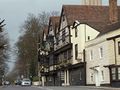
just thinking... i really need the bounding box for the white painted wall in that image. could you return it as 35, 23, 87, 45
86, 40, 111, 85
71, 24, 99, 64
85, 28, 120, 85
115, 38, 120, 64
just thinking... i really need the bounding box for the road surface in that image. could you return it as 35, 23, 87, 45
0, 85, 120, 90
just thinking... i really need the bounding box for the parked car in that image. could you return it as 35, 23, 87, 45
21, 78, 31, 86
15, 80, 21, 85
4, 81, 10, 85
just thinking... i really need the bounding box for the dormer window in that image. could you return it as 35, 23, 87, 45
90, 50, 93, 60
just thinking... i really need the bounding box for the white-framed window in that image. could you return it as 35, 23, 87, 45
101, 70, 104, 81
90, 50, 93, 60
60, 71, 64, 80
111, 68, 116, 80
111, 67, 120, 80
75, 44, 78, 60
80, 71, 82, 80
99, 47, 103, 59
118, 67, 120, 80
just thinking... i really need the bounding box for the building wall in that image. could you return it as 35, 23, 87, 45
69, 67, 86, 85
55, 75, 61, 86
54, 10, 70, 51
86, 41, 111, 85
52, 10, 72, 86
115, 38, 120, 64
54, 10, 71, 54
85, 28, 120, 85
60, 11, 68, 31
71, 24, 99, 64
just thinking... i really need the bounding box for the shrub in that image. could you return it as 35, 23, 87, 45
32, 76, 40, 81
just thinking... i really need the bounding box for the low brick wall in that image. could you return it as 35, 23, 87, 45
32, 81, 41, 86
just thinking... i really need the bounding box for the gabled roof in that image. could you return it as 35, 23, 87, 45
98, 21, 120, 36
42, 26, 48, 42
61, 5, 120, 34
43, 26, 48, 36
49, 16, 60, 29
48, 16, 60, 34
63, 5, 110, 25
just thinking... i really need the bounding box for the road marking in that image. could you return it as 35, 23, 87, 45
33, 86, 53, 90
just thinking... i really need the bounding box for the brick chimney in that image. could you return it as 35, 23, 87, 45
109, 0, 118, 23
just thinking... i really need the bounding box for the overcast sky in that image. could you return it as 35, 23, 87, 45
0, 0, 82, 44
0, 0, 85, 71
0, 0, 119, 71
0, 0, 110, 44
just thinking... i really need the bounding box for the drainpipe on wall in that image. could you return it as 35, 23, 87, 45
84, 25, 86, 42
113, 39, 117, 65
83, 49, 86, 85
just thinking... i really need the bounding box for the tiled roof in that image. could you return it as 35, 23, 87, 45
98, 21, 120, 36
49, 16, 60, 33
43, 26, 48, 35
62, 5, 120, 35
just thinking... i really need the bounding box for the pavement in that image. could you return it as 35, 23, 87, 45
81, 86, 120, 90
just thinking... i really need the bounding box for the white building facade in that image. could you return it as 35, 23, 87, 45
85, 27, 120, 86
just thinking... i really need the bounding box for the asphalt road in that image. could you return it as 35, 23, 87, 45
0, 86, 48, 90
0, 86, 120, 90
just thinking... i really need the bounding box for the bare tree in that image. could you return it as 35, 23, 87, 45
0, 19, 9, 85
13, 11, 59, 79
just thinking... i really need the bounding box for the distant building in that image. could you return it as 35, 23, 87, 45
81, 0, 102, 5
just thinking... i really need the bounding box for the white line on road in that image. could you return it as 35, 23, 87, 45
32, 86, 53, 90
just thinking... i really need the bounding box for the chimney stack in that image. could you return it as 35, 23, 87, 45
109, 0, 118, 23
